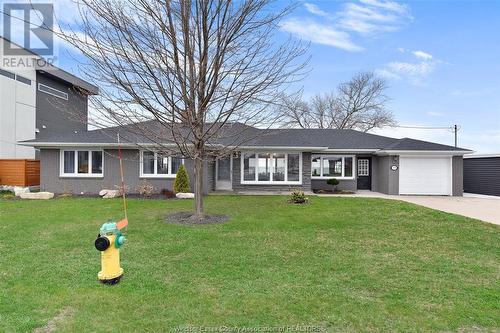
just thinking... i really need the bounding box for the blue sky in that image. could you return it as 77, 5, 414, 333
278, 0, 500, 153
2, 0, 499, 153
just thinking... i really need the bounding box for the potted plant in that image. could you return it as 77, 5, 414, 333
326, 178, 339, 193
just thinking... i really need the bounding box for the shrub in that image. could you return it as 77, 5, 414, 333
161, 189, 175, 199
0, 190, 15, 200
288, 188, 308, 204
326, 178, 339, 186
114, 184, 130, 196
137, 180, 154, 198
173, 164, 191, 193
0, 189, 14, 196
327, 178, 339, 192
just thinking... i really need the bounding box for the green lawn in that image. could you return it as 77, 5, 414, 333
0, 196, 498, 332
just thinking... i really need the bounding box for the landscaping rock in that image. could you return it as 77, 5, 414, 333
20, 192, 54, 200
175, 192, 195, 199
13, 186, 30, 196
100, 189, 119, 198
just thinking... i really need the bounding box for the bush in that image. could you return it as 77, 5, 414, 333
137, 180, 154, 198
327, 178, 339, 192
161, 189, 175, 199
0, 190, 15, 200
173, 164, 191, 193
288, 188, 308, 204
0, 189, 14, 196
326, 178, 339, 186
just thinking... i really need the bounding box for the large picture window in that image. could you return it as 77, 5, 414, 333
140, 151, 183, 178
310, 155, 355, 179
241, 152, 302, 184
60, 150, 103, 177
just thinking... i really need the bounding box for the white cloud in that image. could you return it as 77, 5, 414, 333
282, 1, 411, 51
387, 60, 436, 76
337, 0, 412, 35
376, 49, 440, 85
304, 3, 330, 17
359, 0, 410, 15
413, 50, 433, 60
280, 19, 363, 52
374, 68, 401, 80
427, 111, 444, 117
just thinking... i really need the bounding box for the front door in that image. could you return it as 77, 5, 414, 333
357, 158, 371, 190
215, 156, 232, 190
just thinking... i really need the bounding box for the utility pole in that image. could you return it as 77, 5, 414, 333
454, 124, 458, 147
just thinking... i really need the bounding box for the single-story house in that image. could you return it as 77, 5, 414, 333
464, 154, 500, 196
23, 122, 472, 196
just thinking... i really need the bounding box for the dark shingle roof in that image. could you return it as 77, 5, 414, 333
24, 121, 471, 152
381, 137, 465, 151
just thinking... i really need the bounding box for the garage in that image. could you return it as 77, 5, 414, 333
399, 156, 452, 195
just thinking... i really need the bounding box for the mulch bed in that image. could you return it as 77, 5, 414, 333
313, 189, 355, 194
165, 212, 230, 225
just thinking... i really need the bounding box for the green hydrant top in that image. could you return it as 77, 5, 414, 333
99, 220, 126, 248
100, 221, 119, 235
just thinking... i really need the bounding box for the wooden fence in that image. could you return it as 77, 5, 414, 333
0, 159, 40, 186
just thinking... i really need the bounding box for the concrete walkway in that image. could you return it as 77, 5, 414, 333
317, 191, 500, 225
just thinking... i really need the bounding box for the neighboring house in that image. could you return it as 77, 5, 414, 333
464, 155, 500, 196
22, 121, 472, 196
0, 37, 98, 186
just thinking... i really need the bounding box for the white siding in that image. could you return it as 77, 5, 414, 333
0, 41, 37, 159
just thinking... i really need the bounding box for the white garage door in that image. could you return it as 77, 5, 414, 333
399, 156, 452, 195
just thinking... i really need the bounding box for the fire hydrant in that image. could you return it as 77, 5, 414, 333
94, 221, 126, 284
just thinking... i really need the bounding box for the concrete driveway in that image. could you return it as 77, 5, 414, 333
316, 191, 500, 225
395, 194, 500, 225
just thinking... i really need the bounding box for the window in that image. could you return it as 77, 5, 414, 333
60, 150, 103, 177
0, 68, 15, 80
16, 75, 31, 85
38, 83, 69, 100
243, 153, 256, 181
310, 155, 355, 179
258, 153, 271, 181
140, 151, 183, 177
0, 69, 31, 84
357, 159, 369, 176
322, 157, 342, 177
241, 152, 302, 184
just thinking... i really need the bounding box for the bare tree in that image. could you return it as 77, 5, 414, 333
55, 0, 307, 219
280, 72, 395, 131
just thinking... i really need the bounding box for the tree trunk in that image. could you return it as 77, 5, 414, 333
194, 158, 204, 219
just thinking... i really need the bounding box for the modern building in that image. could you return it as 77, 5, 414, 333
0, 37, 97, 186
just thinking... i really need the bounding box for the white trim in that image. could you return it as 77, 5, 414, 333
310, 154, 356, 180
38, 83, 69, 100
20, 142, 179, 148
376, 150, 472, 156
139, 150, 184, 178
240, 152, 303, 185
59, 149, 104, 178
239, 146, 327, 151
321, 149, 378, 153
464, 154, 500, 159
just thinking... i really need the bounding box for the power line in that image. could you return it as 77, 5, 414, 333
390, 124, 461, 147
392, 125, 455, 130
